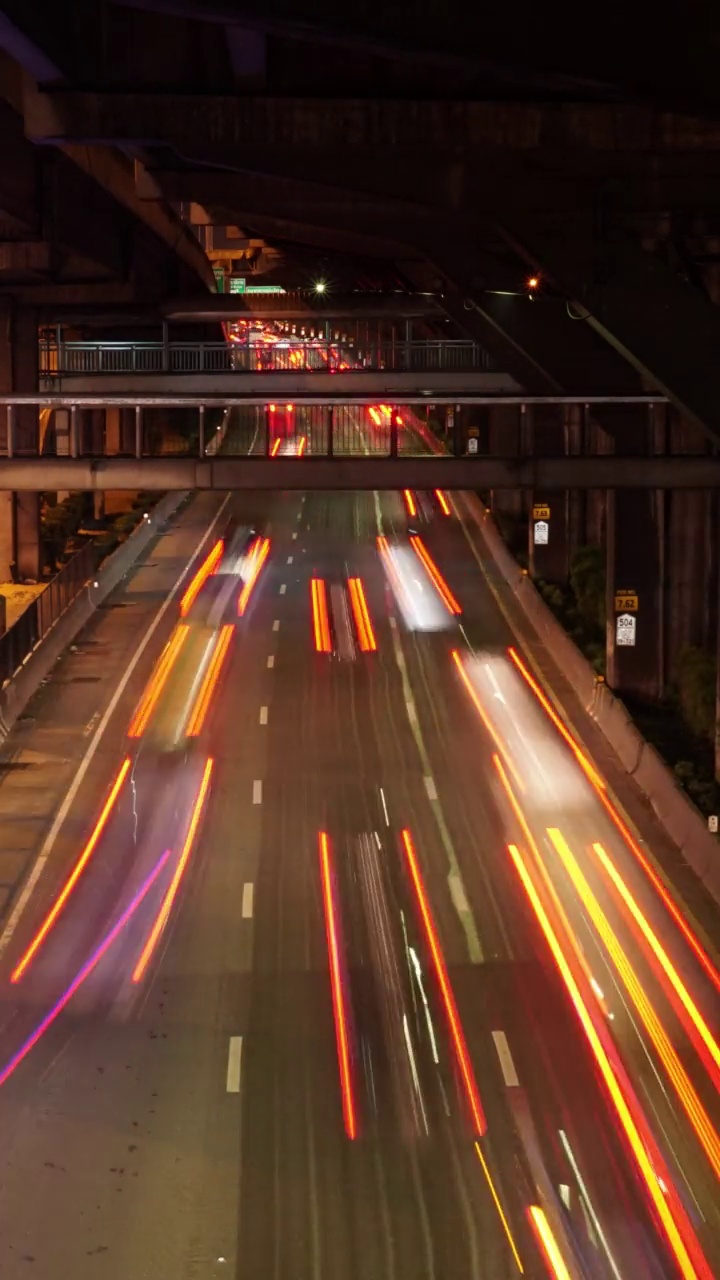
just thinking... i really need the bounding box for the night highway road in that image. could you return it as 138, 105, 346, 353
0, 410, 720, 1280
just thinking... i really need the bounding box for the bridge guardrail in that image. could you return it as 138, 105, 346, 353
0, 539, 98, 687
39, 339, 494, 377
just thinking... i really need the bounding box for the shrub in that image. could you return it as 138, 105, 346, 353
570, 545, 605, 631
673, 645, 716, 742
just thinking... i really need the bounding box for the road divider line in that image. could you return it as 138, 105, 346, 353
424, 776, 438, 801
318, 832, 357, 1140
259, 706, 268, 725
0, 494, 231, 961
279, 584, 287, 595
242, 883, 254, 919
492, 1030, 519, 1088
226, 1036, 243, 1093
291, 531, 298, 540
272, 619, 280, 631
10, 757, 132, 982
267, 655, 275, 669
252, 780, 262, 805
401, 828, 487, 1135
287, 555, 294, 564
132, 759, 214, 983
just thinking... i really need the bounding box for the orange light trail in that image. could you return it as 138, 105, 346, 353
132, 758, 214, 983
451, 650, 526, 793
311, 578, 332, 653
347, 577, 377, 652
410, 535, 462, 615
592, 840, 720, 1087
369, 407, 381, 426
507, 645, 720, 999
318, 832, 357, 1139
435, 489, 451, 516
547, 828, 720, 1182
127, 624, 190, 738
506, 646, 605, 790
10, 758, 132, 983
186, 626, 234, 737
297, 435, 307, 457
179, 539, 224, 617
508, 841, 710, 1280
401, 829, 486, 1134
270, 437, 281, 457
403, 489, 417, 516
238, 536, 270, 616
527, 1206, 571, 1280
475, 1142, 524, 1272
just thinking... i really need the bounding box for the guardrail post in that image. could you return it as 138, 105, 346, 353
198, 404, 205, 457
69, 405, 78, 457
6, 405, 14, 458
327, 407, 334, 458
134, 405, 142, 459
161, 321, 170, 373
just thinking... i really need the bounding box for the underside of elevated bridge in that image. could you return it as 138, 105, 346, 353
1, 0, 720, 713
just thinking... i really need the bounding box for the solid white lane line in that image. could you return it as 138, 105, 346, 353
252, 779, 263, 805
259, 706, 268, 725
226, 1036, 243, 1093
0, 493, 231, 960
267, 655, 275, 668
492, 1030, 519, 1087
424, 776, 438, 801
287, 555, 294, 565
279, 584, 287, 595
242, 882, 254, 919
272, 619, 280, 631
379, 787, 390, 827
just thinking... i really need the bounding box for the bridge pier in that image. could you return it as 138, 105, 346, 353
0, 301, 41, 583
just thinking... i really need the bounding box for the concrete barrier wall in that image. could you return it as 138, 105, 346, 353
460, 491, 720, 901
0, 490, 190, 744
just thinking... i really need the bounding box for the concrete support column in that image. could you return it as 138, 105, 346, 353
488, 404, 523, 522
0, 300, 41, 582
604, 405, 664, 700
528, 403, 569, 583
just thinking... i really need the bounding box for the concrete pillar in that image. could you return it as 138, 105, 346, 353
105, 407, 122, 455
0, 300, 41, 582
604, 405, 664, 701
488, 404, 523, 522
528, 403, 569, 584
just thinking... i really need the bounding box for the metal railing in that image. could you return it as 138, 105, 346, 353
0, 540, 98, 685
39, 339, 495, 377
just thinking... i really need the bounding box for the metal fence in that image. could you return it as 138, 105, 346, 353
39, 339, 494, 376
0, 540, 97, 686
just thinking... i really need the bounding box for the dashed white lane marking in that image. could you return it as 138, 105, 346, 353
0, 493, 233, 960
242, 882, 254, 919
296, 512, 302, 522
287, 555, 294, 565
406, 699, 418, 724
424, 775, 438, 801
272, 619, 280, 631
279, 584, 287, 595
267, 655, 275, 669
252, 779, 263, 805
226, 1036, 243, 1093
492, 1030, 519, 1087
449, 874, 469, 918
292, 531, 298, 540
259, 706, 268, 725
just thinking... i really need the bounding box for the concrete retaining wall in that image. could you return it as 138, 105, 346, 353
459, 491, 720, 901
0, 490, 190, 744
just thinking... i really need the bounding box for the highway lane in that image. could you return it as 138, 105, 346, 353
0, 452, 718, 1279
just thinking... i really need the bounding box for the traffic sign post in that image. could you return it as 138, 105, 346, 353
533, 520, 549, 545
615, 613, 637, 646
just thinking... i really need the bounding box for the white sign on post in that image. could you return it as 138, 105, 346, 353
467, 437, 478, 455
709, 815, 718, 834
616, 613, 637, 646
533, 520, 549, 545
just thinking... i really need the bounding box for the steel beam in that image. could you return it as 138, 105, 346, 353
0, 455, 717, 491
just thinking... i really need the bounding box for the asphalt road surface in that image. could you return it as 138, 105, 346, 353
0, 420, 719, 1279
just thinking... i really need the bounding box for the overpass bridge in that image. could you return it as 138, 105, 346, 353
4, 391, 715, 490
